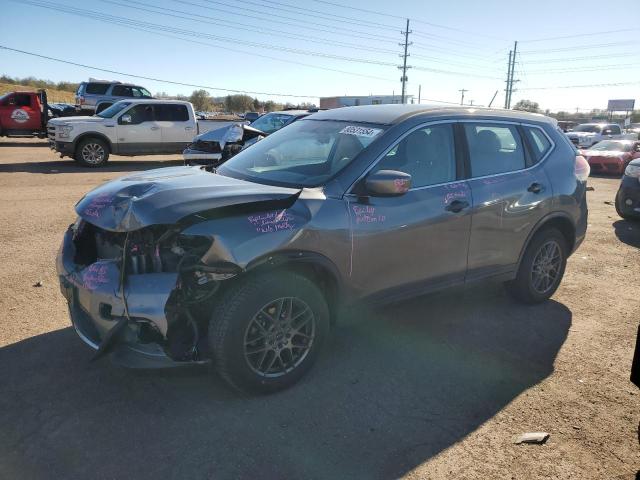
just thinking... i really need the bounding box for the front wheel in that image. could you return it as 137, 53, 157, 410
506, 228, 567, 304
209, 272, 329, 394
75, 137, 110, 167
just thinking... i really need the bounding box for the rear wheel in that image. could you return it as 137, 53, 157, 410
506, 228, 567, 304
75, 137, 109, 167
209, 272, 329, 394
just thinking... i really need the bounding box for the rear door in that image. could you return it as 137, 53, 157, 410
464, 122, 553, 281
346, 122, 472, 299
155, 104, 195, 152
116, 103, 162, 154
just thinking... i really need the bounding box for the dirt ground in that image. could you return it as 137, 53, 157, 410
0, 138, 638, 480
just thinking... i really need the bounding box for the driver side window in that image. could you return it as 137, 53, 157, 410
374, 123, 456, 188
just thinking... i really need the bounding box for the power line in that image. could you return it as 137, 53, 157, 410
194, 0, 399, 42
522, 52, 639, 64
16, 1, 397, 67
523, 63, 640, 74
101, 0, 399, 55
519, 80, 640, 91
520, 40, 640, 54
0, 45, 318, 98
307, 0, 507, 40
519, 28, 640, 43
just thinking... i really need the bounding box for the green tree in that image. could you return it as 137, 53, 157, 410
513, 99, 540, 113
224, 94, 254, 113
189, 89, 213, 111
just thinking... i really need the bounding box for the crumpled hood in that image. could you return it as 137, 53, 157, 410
75, 166, 300, 231
583, 150, 625, 157
191, 123, 266, 149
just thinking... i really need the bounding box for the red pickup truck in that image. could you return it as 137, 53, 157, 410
0, 90, 49, 138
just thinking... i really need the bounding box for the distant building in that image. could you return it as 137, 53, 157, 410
320, 95, 414, 109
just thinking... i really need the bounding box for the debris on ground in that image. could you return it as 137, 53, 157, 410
33, 281, 43, 287
586, 186, 595, 191
603, 201, 613, 205
514, 432, 550, 444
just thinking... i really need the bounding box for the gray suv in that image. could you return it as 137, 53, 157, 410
75, 80, 152, 114
57, 105, 589, 393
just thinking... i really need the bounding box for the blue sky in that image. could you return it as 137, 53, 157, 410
1, 0, 639, 111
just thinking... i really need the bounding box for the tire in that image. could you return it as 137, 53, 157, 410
615, 190, 638, 221
75, 137, 110, 167
209, 272, 329, 394
506, 227, 568, 304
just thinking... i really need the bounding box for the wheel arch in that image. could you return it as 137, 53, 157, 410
73, 132, 113, 155
244, 251, 347, 324
517, 213, 577, 270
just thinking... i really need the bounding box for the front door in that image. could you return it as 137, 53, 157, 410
346, 122, 472, 300
116, 104, 162, 154
463, 122, 553, 280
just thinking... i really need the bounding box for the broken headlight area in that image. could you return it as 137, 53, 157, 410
68, 219, 242, 364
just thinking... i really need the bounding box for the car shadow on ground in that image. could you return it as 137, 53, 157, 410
0, 284, 571, 480
0, 159, 184, 174
613, 220, 640, 248
0, 141, 49, 147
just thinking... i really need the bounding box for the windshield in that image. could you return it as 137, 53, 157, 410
573, 125, 602, 133
96, 102, 132, 118
250, 112, 296, 134
217, 119, 386, 187
590, 141, 632, 152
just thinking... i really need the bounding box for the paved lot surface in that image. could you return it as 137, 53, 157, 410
0, 138, 639, 479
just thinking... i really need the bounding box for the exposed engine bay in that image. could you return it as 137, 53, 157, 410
183, 123, 266, 167
70, 219, 240, 364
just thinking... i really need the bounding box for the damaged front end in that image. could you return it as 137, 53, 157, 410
183, 123, 266, 168
56, 167, 300, 367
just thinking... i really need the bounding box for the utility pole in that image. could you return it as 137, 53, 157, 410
507, 41, 518, 109
458, 88, 468, 106
504, 50, 512, 109
469, 100, 474, 106
398, 19, 412, 104
418, 84, 421, 104
488, 90, 499, 108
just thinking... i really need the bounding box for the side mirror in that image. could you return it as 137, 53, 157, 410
365, 170, 411, 196
8, 97, 15, 105
120, 114, 132, 124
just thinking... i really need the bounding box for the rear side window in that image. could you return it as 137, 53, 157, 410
155, 104, 189, 121
85, 83, 110, 95
464, 123, 525, 177
523, 127, 552, 163
112, 85, 133, 97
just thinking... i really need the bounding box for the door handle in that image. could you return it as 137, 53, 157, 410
445, 200, 469, 213
150, 126, 159, 131
527, 182, 543, 193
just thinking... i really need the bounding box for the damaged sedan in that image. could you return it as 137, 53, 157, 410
58, 105, 588, 393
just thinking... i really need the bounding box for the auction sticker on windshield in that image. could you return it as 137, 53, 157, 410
340, 125, 382, 138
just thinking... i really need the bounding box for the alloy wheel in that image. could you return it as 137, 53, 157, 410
530, 240, 562, 294
81, 143, 105, 165
243, 297, 315, 378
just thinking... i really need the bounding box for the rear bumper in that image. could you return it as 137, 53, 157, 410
587, 157, 624, 175
56, 226, 189, 368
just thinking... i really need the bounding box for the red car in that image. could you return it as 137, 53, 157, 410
580, 140, 640, 175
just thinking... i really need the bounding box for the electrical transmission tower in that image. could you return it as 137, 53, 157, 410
398, 19, 412, 104
504, 41, 518, 109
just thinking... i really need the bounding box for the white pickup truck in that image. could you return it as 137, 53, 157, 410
565, 123, 625, 149
48, 100, 221, 167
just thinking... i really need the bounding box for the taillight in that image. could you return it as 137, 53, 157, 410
575, 155, 590, 182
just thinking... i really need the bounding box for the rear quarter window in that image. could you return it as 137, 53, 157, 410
523, 127, 552, 163
85, 83, 110, 95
